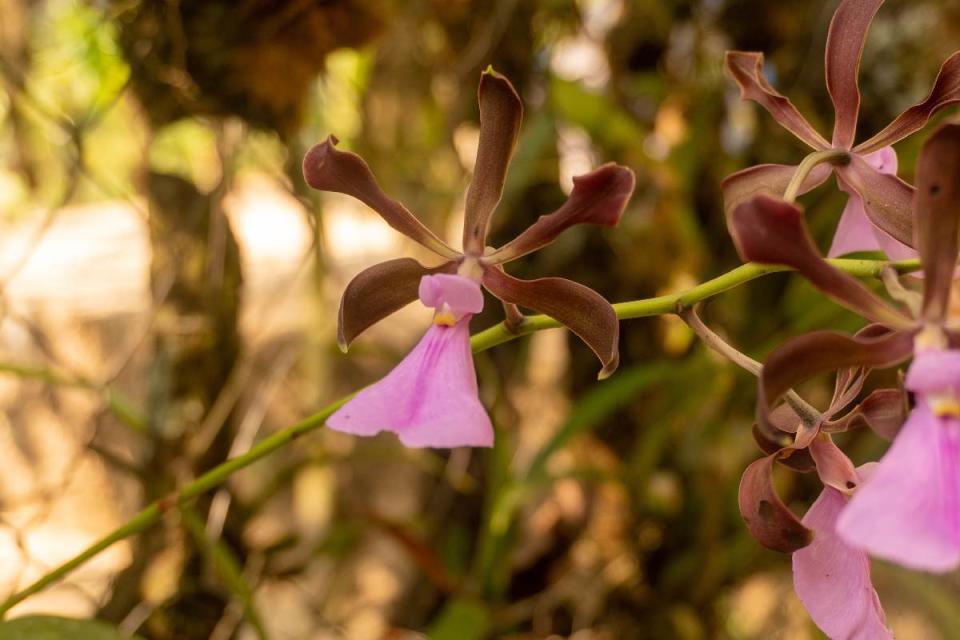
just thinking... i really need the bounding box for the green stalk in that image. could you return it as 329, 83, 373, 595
782, 148, 850, 203
0, 257, 920, 618
470, 258, 919, 352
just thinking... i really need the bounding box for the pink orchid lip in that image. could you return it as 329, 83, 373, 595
905, 348, 960, 396
326, 320, 494, 449
418, 273, 484, 319
867, 146, 897, 173
836, 402, 960, 572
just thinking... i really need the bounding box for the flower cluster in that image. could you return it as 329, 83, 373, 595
722, 0, 960, 635
303, 69, 635, 449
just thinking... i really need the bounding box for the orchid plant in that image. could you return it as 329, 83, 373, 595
302, 69, 635, 448
8, 2, 960, 631
722, 0, 960, 260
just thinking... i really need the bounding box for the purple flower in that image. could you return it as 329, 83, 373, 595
836, 348, 960, 571
722, 0, 960, 255
303, 69, 635, 448
327, 274, 494, 448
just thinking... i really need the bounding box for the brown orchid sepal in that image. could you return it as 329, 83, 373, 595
738, 453, 813, 553
336, 258, 457, 352
822, 387, 908, 441
729, 194, 913, 328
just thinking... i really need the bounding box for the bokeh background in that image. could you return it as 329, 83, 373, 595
0, 0, 959, 638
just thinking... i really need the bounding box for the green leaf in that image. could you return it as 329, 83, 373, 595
0, 616, 143, 640
426, 599, 491, 640
549, 77, 646, 146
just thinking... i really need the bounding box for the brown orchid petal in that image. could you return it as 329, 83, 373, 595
725, 52, 830, 150
792, 422, 820, 451
462, 69, 523, 255
720, 163, 832, 223
824, 324, 894, 416
303, 136, 460, 259
738, 454, 812, 553
767, 402, 803, 435
486, 163, 635, 263
482, 267, 619, 379
913, 123, 960, 323
835, 155, 914, 248
824, 0, 883, 148
758, 329, 914, 437
827, 366, 866, 418
825, 388, 907, 441
809, 435, 860, 493
337, 257, 456, 350
752, 404, 818, 472
856, 51, 960, 154
730, 195, 912, 326
753, 422, 817, 473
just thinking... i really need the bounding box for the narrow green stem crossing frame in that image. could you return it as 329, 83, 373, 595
0, 257, 920, 618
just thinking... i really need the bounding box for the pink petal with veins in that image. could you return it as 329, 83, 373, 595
793, 484, 891, 640
836, 401, 960, 571
327, 320, 493, 448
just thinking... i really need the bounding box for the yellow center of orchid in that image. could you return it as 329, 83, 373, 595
915, 325, 949, 351
929, 392, 960, 418
433, 304, 457, 327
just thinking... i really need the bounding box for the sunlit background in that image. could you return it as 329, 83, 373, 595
0, 0, 959, 638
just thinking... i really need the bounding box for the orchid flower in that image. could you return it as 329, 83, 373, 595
730, 122, 960, 588
302, 69, 635, 448
731, 290, 903, 640
738, 356, 891, 554
690, 304, 896, 637
835, 125, 960, 570
722, 0, 960, 257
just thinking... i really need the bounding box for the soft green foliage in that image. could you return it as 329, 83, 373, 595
426, 599, 491, 640
0, 616, 141, 640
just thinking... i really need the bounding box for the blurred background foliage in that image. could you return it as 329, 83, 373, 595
0, 0, 958, 638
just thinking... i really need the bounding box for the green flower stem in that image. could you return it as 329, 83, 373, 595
0, 257, 920, 618
782, 148, 850, 203
470, 258, 919, 351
